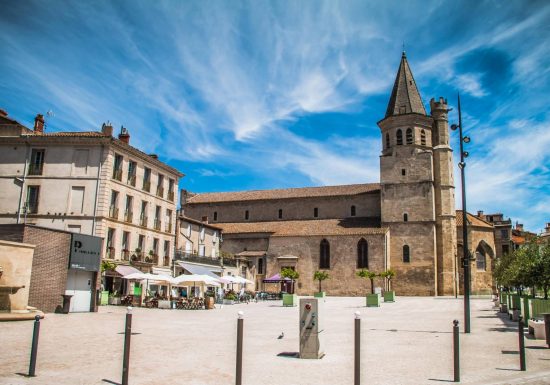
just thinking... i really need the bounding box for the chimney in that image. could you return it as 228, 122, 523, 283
201, 216, 209, 224
34, 114, 45, 134
0, 108, 7, 117
516, 223, 524, 232
101, 122, 113, 137
118, 126, 130, 144
180, 189, 189, 206
477, 210, 484, 218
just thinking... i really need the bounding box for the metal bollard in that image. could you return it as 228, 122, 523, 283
122, 307, 133, 385
518, 315, 526, 371
28, 315, 41, 377
236, 311, 244, 385
354, 311, 361, 385
453, 320, 460, 382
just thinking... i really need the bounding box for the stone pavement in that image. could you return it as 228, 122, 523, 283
0, 297, 549, 385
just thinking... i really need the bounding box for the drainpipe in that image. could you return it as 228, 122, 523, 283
16, 140, 31, 224
91, 144, 105, 236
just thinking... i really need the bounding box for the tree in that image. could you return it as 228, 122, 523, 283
313, 271, 330, 293
101, 260, 116, 273
381, 269, 396, 291
281, 267, 299, 294
357, 269, 378, 294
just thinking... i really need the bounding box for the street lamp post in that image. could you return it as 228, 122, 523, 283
451, 93, 471, 334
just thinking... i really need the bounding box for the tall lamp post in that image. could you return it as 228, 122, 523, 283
451, 93, 472, 334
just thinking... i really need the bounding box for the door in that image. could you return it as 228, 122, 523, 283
66, 269, 93, 312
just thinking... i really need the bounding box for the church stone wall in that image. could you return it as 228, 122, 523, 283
457, 226, 496, 295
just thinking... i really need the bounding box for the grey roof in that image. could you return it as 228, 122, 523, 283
385, 52, 427, 118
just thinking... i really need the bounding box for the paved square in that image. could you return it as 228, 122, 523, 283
0, 297, 549, 385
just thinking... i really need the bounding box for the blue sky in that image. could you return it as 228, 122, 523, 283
1, 1, 549, 233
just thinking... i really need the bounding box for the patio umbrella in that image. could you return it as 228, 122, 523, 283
123, 272, 175, 297
173, 274, 221, 297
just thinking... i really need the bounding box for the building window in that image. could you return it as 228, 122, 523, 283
213, 211, 218, 221
26, 186, 40, 214
320, 239, 330, 269
109, 190, 119, 219
351, 205, 356, 217
403, 213, 408, 222
314, 207, 319, 218
406, 128, 413, 144
396, 129, 403, 145
29, 149, 45, 175
154, 206, 161, 230
401, 169, 406, 176
168, 179, 175, 201
138, 235, 145, 254
357, 238, 368, 269
245, 210, 249, 220
112, 154, 123, 181
420, 130, 426, 146
165, 209, 173, 232
69, 187, 85, 214
143, 167, 151, 192
156, 174, 164, 198
127, 161, 137, 186
122, 232, 130, 260
140, 201, 148, 227
476, 247, 486, 271
124, 195, 133, 223
500, 229, 508, 238
199, 226, 205, 241
73, 149, 89, 176
385, 133, 390, 149
403, 245, 410, 263
278, 209, 283, 219
106, 228, 115, 258
153, 238, 159, 256
164, 240, 170, 265
258, 257, 264, 274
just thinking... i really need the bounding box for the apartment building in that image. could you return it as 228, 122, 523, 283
0, 110, 183, 274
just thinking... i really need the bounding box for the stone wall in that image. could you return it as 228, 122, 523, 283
0, 239, 35, 312
457, 225, 496, 295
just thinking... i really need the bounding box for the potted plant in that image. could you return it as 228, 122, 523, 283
223, 291, 237, 305
381, 269, 396, 302
100, 260, 116, 305
313, 271, 329, 298
281, 267, 299, 307
108, 291, 121, 305
357, 269, 380, 307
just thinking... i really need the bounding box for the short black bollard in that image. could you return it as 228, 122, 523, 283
28, 315, 41, 377
354, 311, 361, 385
122, 306, 132, 385
518, 315, 526, 371
453, 319, 460, 382
236, 311, 244, 385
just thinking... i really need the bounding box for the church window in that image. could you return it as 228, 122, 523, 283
396, 129, 403, 145
401, 169, 406, 176
213, 211, 218, 221
403, 245, 410, 263
314, 207, 319, 218
406, 128, 413, 144
476, 246, 486, 271
320, 239, 330, 269
357, 238, 368, 268
245, 210, 249, 220
420, 130, 426, 146
403, 213, 408, 222
385, 133, 390, 149
278, 209, 283, 219
351, 205, 356, 217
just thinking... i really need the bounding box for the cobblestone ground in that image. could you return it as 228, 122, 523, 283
0, 297, 549, 385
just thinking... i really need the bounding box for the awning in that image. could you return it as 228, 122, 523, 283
263, 273, 291, 283
235, 250, 267, 257
177, 262, 221, 279
114, 265, 141, 277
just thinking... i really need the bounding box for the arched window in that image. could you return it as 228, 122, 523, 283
385, 133, 390, 149
396, 129, 403, 145
213, 211, 218, 221
314, 207, 319, 218
420, 130, 426, 146
357, 238, 368, 269
403, 213, 408, 222
278, 209, 283, 219
320, 239, 330, 269
245, 210, 249, 220
351, 205, 356, 217
403, 245, 410, 263
406, 128, 413, 144
476, 246, 486, 271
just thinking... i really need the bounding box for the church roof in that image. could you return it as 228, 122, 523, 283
187, 183, 380, 204
216, 217, 386, 237
456, 210, 493, 229
384, 52, 427, 118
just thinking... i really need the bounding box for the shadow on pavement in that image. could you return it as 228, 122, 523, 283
369, 328, 451, 334
101, 379, 121, 385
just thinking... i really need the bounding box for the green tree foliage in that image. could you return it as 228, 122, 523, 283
357, 269, 379, 294
313, 271, 330, 292
100, 260, 116, 273
281, 267, 299, 294
380, 269, 396, 290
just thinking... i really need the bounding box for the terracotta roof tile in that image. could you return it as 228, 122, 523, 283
216, 217, 386, 237
42, 131, 108, 137
456, 210, 493, 229
187, 183, 380, 204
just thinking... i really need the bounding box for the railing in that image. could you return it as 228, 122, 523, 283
107, 247, 115, 259
143, 181, 151, 192
163, 256, 170, 266
28, 164, 43, 175
173, 251, 237, 267
122, 250, 130, 261
156, 186, 164, 198
165, 223, 172, 233
168, 190, 175, 201
112, 169, 122, 181
127, 175, 136, 187
154, 219, 161, 231
124, 210, 133, 223
109, 206, 119, 219
140, 215, 148, 227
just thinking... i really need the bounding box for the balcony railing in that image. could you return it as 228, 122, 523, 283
127, 175, 136, 187
140, 215, 148, 227
173, 251, 237, 267
28, 164, 43, 175
153, 219, 161, 231
156, 186, 164, 198
143, 181, 151, 192
165, 223, 172, 233
124, 210, 133, 223
163, 256, 170, 266
112, 169, 122, 181
122, 249, 130, 261
109, 206, 119, 220
168, 190, 175, 201
107, 247, 115, 259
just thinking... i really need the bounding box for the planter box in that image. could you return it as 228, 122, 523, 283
158, 300, 171, 309
100, 291, 109, 306
383, 291, 395, 302
283, 293, 297, 307
366, 293, 381, 307
520, 296, 531, 321
313, 292, 326, 298
108, 297, 121, 305
528, 319, 546, 340
529, 298, 550, 319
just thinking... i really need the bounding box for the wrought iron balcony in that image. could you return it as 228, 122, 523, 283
122, 249, 130, 261
124, 210, 133, 223
156, 186, 164, 198
173, 251, 237, 267
165, 223, 173, 233
154, 219, 161, 231
112, 169, 122, 181
143, 181, 151, 192
127, 175, 136, 187
109, 206, 119, 219
140, 215, 148, 227
168, 190, 175, 201
28, 164, 43, 175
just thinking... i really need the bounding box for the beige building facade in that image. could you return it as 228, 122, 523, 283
0, 112, 182, 274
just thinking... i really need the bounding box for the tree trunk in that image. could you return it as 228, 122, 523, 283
544, 285, 548, 300
318, 280, 322, 293
370, 279, 374, 294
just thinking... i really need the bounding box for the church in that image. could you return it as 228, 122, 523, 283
182, 53, 496, 297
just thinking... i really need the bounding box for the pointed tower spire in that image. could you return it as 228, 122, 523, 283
384, 51, 426, 118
